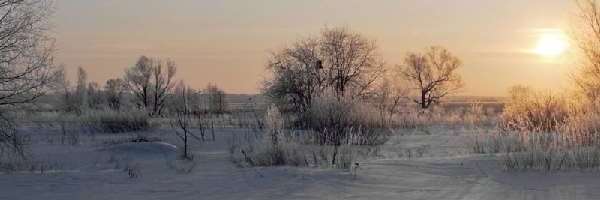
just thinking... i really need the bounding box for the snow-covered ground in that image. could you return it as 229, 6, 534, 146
2, 127, 600, 200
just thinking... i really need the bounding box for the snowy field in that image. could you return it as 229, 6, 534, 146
2, 126, 600, 200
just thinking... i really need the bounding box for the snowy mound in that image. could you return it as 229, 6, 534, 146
102, 142, 177, 160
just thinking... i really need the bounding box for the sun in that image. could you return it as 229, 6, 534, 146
534, 31, 569, 57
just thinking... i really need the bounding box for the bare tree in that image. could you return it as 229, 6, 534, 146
400, 46, 464, 109
87, 81, 103, 109
205, 83, 227, 114
372, 76, 409, 125
0, 0, 57, 158
172, 84, 193, 159
125, 56, 153, 111
74, 67, 88, 113
124, 56, 177, 116
0, 0, 57, 107
54, 65, 77, 112
264, 38, 325, 112
264, 27, 385, 112
171, 82, 203, 160
573, 0, 600, 102
0, 112, 25, 158
151, 59, 176, 116
105, 78, 125, 111
320, 27, 385, 98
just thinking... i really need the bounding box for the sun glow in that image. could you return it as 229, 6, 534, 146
534, 31, 569, 57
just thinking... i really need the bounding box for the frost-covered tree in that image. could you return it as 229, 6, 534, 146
400, 46, 463, 109
105, 78, 125, 111
264, 27, 385, 112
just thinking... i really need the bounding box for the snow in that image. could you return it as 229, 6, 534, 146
1, 127, 600, 199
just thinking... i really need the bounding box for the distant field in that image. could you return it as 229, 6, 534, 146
225, 94, 506, 112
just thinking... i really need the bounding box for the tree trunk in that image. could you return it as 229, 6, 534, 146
331, 145, 338, 167
184, 130, 188, 159
421, 90, 428, 109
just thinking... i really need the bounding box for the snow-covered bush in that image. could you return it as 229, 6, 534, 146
474, 86, 600, 170
500, 86, 569, 132
238, 105, 301, 166
228, 105, 370, 169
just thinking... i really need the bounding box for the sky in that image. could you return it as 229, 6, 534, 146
53, 0, 576, 96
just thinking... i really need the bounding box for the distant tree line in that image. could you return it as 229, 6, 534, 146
57, 56, 229, 117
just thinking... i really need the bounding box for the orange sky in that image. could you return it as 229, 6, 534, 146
53, 0, 576, 96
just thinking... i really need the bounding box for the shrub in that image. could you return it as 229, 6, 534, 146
125, 162, 141, 178
227, 105, 376, 169
80, 111, 152, 133
0, 112, 29, 158
500, 86, 569, 132
474, 87, 600, 170
561, 102, 600, 146
250, 105, 296, 166
301, 96, 391, 146
228, 131, 361, 169
471, 132, 530, 154
473, 131, 589, 170
501, 146, 600, 171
